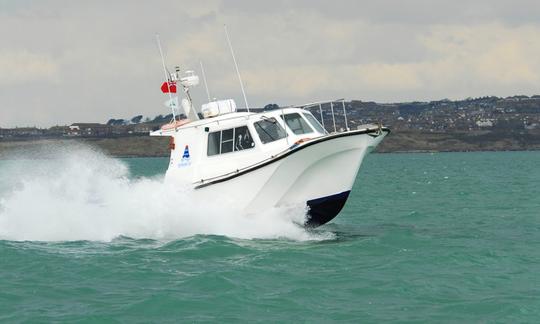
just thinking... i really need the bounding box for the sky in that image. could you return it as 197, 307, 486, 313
1, 0, 540, 127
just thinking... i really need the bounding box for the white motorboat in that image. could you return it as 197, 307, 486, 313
150, 67, 389, 226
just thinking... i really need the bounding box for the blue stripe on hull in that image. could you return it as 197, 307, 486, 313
305, 191, 351, 227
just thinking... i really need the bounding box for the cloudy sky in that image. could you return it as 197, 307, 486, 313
1, 0, 540, 127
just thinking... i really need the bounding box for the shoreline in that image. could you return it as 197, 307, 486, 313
1, 131, 540, 159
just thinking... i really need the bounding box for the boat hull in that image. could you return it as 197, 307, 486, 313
306, 190, 351, 226
192, 129, 388, 226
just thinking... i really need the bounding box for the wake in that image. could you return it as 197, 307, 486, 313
0, 144, 329, 242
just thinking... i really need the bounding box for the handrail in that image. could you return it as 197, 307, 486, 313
153, 101, 351, 136
292, 99, 350, 134
291, 98, 345, 109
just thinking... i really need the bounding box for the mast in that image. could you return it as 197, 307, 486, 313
155, 34, 176, 121
200, 61, 212, 102
224, 25, 250, 112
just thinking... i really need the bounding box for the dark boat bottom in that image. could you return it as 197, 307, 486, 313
305, 191, 351, 227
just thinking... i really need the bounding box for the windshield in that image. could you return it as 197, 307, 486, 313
284, 113, 314, 135
254, 118, 287, 144
303, 113, 326, 134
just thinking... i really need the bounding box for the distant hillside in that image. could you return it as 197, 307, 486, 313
2, 95, 540, 155
303, 95, 540, 133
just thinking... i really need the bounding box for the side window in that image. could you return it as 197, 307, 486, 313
234, 126, 254, 151
303, 113, 326, 134
254, 118, 287, 144
221, 128, 234, 154
284, 113, 314, 135
207, 126, 255, 156
207, 132, 220, 156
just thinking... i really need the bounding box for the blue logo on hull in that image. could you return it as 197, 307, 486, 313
178, 145, 191, 167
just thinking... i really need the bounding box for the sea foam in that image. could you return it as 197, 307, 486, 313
0, 144, 327, 242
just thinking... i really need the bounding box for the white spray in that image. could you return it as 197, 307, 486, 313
0, 144, 331, 242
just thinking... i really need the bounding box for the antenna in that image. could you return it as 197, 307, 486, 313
155, 34, 176, 121
200, 61, 212, 102
224, 24, 250, 112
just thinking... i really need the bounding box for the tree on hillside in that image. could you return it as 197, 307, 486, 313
264, 103, 280, 110
107, 119, 127, 126
131, 115, 143, 124
152, 115, 164, 123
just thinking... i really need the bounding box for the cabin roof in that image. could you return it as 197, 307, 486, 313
152, 107, 309, 136
184, 111, 255, 128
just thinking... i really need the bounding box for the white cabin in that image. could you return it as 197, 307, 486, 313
151, 107, 328, 185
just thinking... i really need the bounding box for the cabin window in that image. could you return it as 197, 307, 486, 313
207, 126, 255, 156
207, 132, 220, 156
284, 113, 314, 135
254, 118, 287, 144
303, 113, 326, 134
234, 126, 254, 151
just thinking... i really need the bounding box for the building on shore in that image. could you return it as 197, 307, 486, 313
68, 123, 112, 137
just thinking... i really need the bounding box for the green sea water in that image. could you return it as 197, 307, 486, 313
1, 151, 539, 322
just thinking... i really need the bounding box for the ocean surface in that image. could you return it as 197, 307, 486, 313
0, 148, 539, 322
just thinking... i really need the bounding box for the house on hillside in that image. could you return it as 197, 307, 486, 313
69, 123, 112, 137
0, 128, 13, 138
9, 127, 43, 137
132, 123, 152, 134
111, 125, 130, 135
476, 119, 494, 128
46, 126, 70, 136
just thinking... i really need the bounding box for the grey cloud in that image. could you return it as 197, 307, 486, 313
221, 0, 540, 25
1, 0, 540, 127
